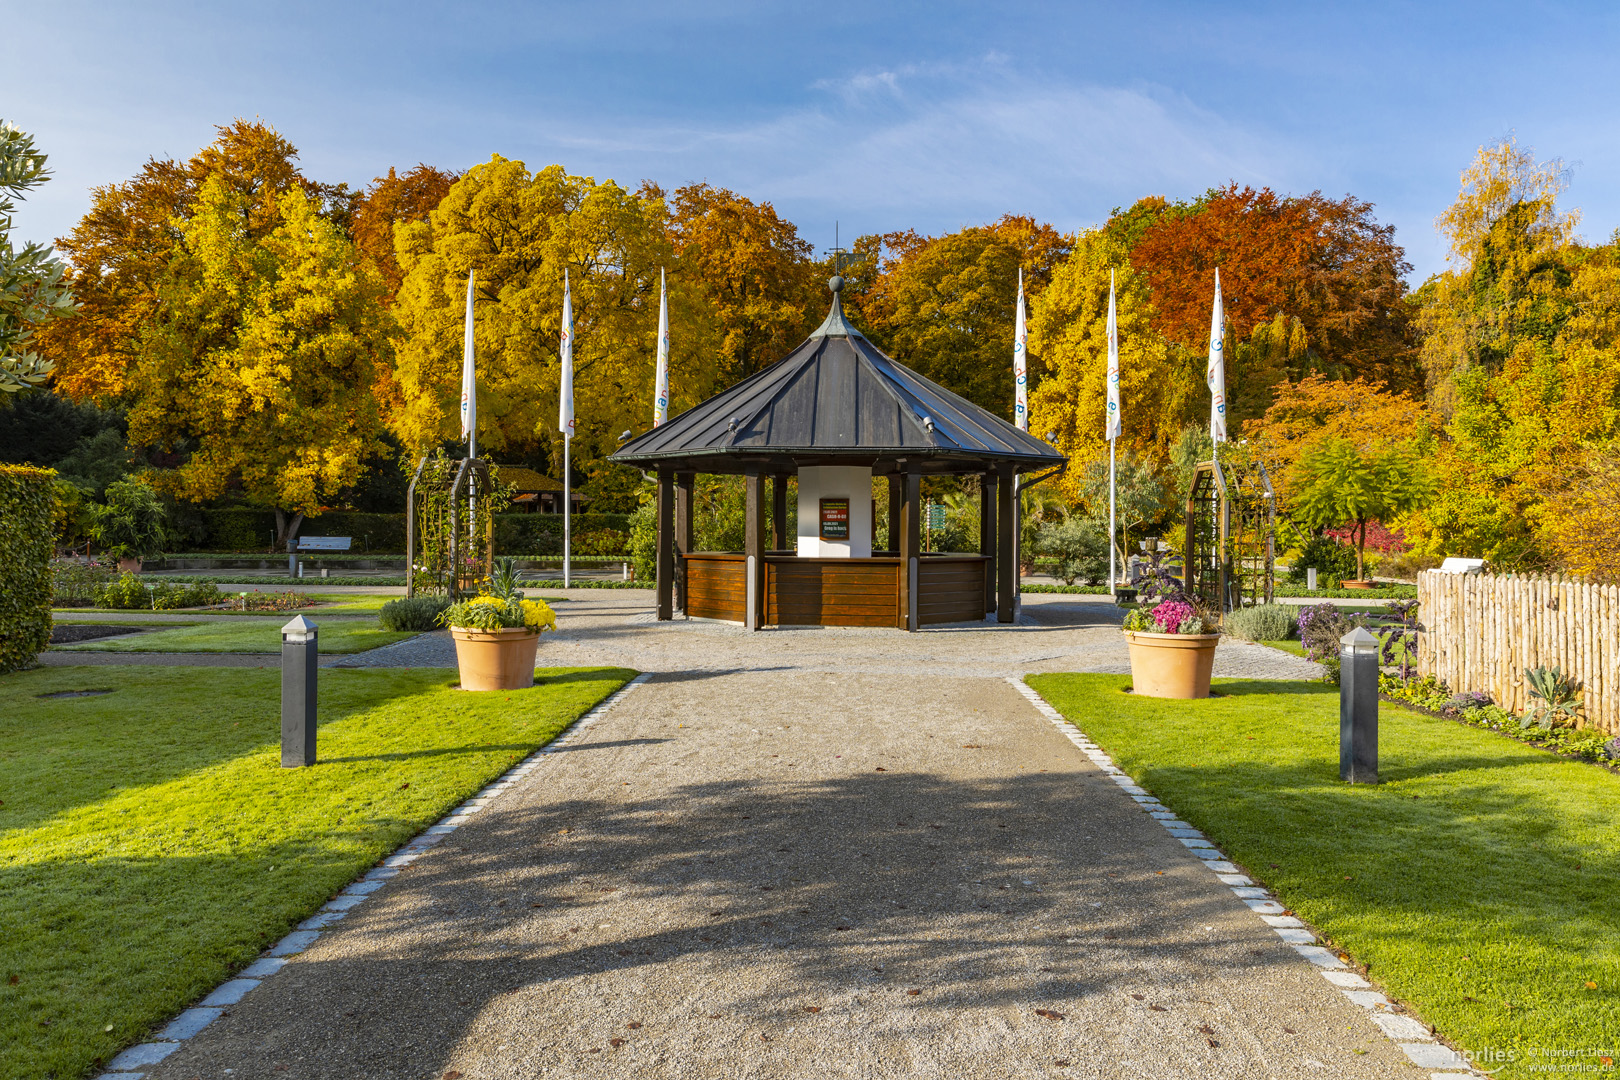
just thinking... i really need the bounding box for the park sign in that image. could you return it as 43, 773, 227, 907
819, 497, 850, 541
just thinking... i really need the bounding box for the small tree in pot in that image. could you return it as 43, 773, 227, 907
89, 479, 168, 572
1292, 439, 1431, 585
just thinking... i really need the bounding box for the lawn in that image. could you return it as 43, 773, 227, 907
1025, 674, 1619, 1080
55, 617, 416, 654
0, 664, 634, 1080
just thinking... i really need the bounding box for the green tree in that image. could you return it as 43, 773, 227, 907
0, 121, 75, 394
1293, 439, 1433, 579
90, 478, 168, 561
129, 179, 396, 546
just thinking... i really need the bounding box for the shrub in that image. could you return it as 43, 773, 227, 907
1296, 602, 1368, 683
96, 572, 150, 609
1225, 604, 1297, 642
0, 465, 56, 672
151, 580, 222, 610
1038, 516, 1109, 585
51, 557, 115, 605
571, 527, 630, 556
378, 596, 451, 631
1285, 534, 1359, 587
90, 479, 168, 560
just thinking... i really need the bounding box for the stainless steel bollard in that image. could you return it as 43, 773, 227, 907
1339, 626, 1379, 783
281, 615, 318, 767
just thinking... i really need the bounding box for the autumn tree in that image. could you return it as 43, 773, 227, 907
391, 159, 695, 482
129, 179, 395, 545
0, 121, 75, 394
351, 164, 458, 302
1026, 228, 1202, 504
848, 215, 1071, 418
1125, 185, 1419, 397
1405, 138, 1620, 568
36, 121, 330, 402
665, 182, 820, 384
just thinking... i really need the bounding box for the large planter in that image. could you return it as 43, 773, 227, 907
1125, 631, 1220, 699
1340, 579, 1374, 591
116, 557, 142, 574
449, 626, 540, 691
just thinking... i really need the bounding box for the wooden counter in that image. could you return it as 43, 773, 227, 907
682, 552, 988, 629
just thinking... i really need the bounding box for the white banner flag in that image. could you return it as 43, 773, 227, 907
459, 269, 476, 451
1013, 269, 1028, 431
1207, 268, 1227, 444
1106, 269, 1121, 442
559, 269, 575, 438
653, 268, 669, 427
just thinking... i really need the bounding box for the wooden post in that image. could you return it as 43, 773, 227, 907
745, 470, 764, 630
898, 468, 920, 631
656, 468, 674, 621
981, 471, 998, 617
887, 475, 902, 554
997, 464, 1017, 624
771, 475, 787, 552
674, 472, 693, 614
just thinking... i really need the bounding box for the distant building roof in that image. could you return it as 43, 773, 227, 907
497, 466, 564, 493
610, 283, 1065, 476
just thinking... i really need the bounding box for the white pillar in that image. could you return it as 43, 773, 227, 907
795, 466, 873, 558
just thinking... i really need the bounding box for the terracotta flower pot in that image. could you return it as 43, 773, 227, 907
449, 626, 540, 691
117, 557, 142, 574
1125, 631, 1220, 699
1340, 579, 1374, 590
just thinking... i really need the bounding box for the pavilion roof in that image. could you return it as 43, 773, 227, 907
610, 288, 1065, 477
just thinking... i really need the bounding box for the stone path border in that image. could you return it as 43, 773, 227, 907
96, 673, 653, 1078
1007, 678, 1483, 1080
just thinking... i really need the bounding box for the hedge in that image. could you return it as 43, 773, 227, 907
1, 465, 56, 672
194, 509, 631, 555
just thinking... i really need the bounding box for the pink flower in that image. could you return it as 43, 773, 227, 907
1150, 600, 1197, 634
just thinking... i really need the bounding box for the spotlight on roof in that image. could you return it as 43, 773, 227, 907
728, 417, 739, 433
617, 429, 634, 443
1045, 431, 1058, 444
921, 415, 934, 432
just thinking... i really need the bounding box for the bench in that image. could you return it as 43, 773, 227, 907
1436, 557, 1486, 574
295, 536, 352, 552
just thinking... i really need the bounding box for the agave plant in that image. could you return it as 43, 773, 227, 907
1521, 665, 1584, 731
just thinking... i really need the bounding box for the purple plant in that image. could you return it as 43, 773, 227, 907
1151, 599, 1198, 634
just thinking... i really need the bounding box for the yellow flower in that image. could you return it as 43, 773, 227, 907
519, 598, 557, 633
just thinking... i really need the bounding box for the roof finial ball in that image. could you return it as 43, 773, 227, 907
829, 274, 844, 295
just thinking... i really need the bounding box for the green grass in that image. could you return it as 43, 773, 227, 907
1025, 674, 1619, 1078
0, 663, 633, 1080
56, 618, 416, 654
1257, 638, 1308, 658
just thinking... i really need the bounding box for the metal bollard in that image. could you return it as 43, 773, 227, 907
281, 615, 318, 767
1339, 626, 1379, 783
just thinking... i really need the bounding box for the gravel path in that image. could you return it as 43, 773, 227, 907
143, 669, 1403, 1079
333, 590, 1324, 681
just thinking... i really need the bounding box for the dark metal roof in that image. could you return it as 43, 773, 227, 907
611, 288, 1065, 476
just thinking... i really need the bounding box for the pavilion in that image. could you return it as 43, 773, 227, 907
610, 278, 1066, 631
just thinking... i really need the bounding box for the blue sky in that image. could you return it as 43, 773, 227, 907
8, 0, 1618, 282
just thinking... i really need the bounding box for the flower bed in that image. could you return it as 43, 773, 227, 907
1379, 675, 1616, 766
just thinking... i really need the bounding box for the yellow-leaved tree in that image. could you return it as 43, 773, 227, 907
129, 178, 395, 545
390, 159, 710, 483
1026, 228, 1202, 505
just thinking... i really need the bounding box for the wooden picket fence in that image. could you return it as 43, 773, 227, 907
1417, 570, 1620, 735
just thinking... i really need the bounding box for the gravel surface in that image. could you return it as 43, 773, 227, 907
332, 591, 1324, 681
144, 670, 1403, 1079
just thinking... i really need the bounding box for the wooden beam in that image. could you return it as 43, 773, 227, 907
898, 469, 921, 631
771, 474, 788, 552
656, 468, 674, 621
745, 470, 764, 630
997, 464, 1016, 623
980, 471, 997, 616
675, 472, 693, 614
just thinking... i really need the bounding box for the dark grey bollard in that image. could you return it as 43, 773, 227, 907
1339, 626, 1379, 784
281, 615, 318, 767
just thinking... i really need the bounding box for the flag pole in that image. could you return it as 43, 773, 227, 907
1105, 268, 1121, 597
1013, 268, 1028, 616
560, 268, 575, 589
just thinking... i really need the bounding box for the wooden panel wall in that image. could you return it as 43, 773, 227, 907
767, 558, 900, 627
918, 557, 989, 625
684, 555, 748, 623
1417, 570, 1619, 735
